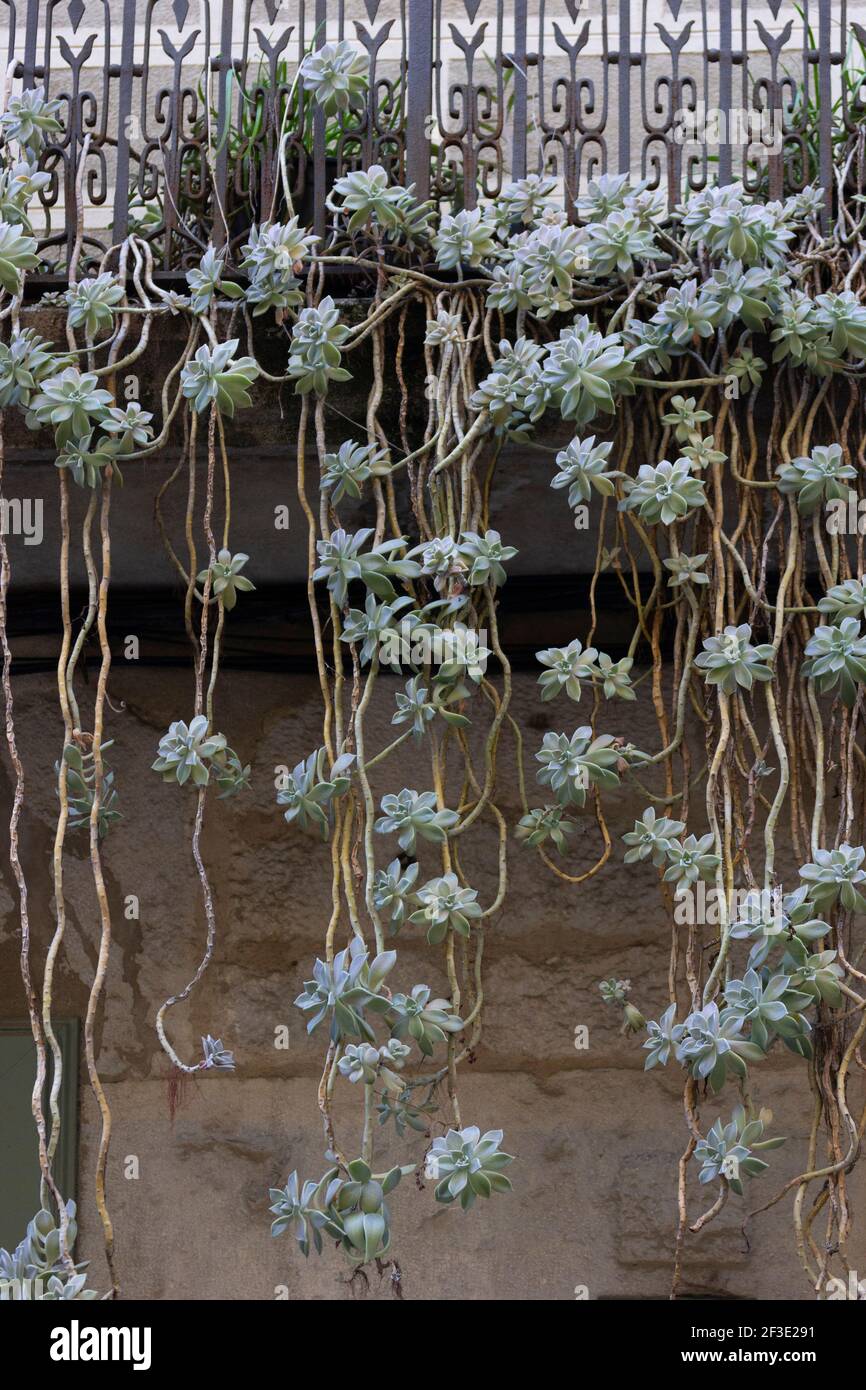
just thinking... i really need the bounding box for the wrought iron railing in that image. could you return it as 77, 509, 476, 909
0, 1, 859, 276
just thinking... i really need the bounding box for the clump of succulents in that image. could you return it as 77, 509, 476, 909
240, 219, 318, 316
60, 743, 121, 838
535, 727, 622, 806
0, 1203, 97, 1300
818, 577, 866, 622
798, 843, 866, 914
694, 1107, 785, 1196
388, 983, 463, 1056
620, 458, 707, 527
372, 858, 420, 933
622, 807, 686, 866
320, 440, 389, 502
0, 87, 62, 154
180, 339, 259, 416
515, 803, 576, 854
313, 528, 419, 607
776, 443, 856, 513
664, 551, 709, 588
457, 529, 517, 588
299, 41, 368, 115
200, 1034, 235, 1070
674, 1002, 764, 1092
287, 297, 351, 395
551, 435, 617, 507
277, 748, 354, 840
66, 272, 124, 337
541, 317, 636, 427
409, 872, 482, 944
375, 788, 458, 854
803, 618, 866, 706
0, 327, 59, 407
152, 715, 245, 790
694, 623, 774, 694
433, 207, 497, 269
27, 367, 113, 446
428, 1127, 514, 1211
536, 638, 633, 703
197, 549, 255, 610
295, 937, 395, 1043
97, 172, 866, 1293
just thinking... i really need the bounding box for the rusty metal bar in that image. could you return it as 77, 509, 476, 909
818, 0, 833, 229
406, 0, 433, 199
112, 0, 138, 251
213, 0, 236, 249
511, 0, 528, 182
617, 0, 630, 173
718, 0, 732, 186
312, 0, 328, 239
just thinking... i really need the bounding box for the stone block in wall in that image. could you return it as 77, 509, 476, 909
614, 1150, 751, 1270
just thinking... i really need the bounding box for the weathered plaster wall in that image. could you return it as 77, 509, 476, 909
1, 667, 858, 1301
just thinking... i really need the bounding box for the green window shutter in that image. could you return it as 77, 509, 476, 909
0, 1019, 78, 1251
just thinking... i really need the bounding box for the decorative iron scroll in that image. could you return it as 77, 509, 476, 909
0, 0, 851, 274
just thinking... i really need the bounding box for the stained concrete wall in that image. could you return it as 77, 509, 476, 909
1, 666, 858, 1301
